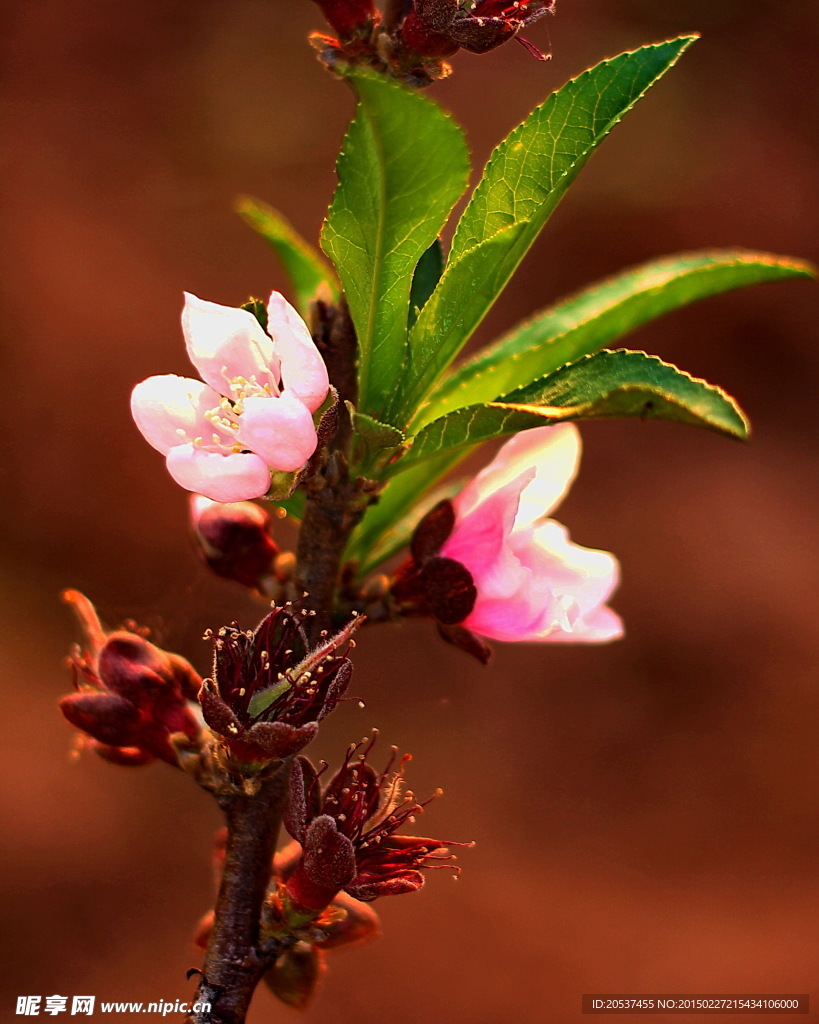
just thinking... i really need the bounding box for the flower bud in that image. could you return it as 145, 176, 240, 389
60, 591, 203, 768
403, 0, 554, 59
399, 8, 459, 58
315, 0, 377, 39
190, 496, 279, 590
59, 692, 142, 748
198, 608, 360, 771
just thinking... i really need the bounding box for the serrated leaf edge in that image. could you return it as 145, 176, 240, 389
450, 35, 698, 260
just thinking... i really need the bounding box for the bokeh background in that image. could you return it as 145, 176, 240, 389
2, 1, 817, 1021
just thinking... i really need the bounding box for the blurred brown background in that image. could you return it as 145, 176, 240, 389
1, 1, 817, 1021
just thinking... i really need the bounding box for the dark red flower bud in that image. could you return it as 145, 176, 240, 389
406, 0, 554, 59
283, 735, 468, 916
310, 0, 378, 40
391, 499, 479, 628
59, 692, 142, 748
60, 590, 203, 768
399, 9, 459, 58
198, 607, 360, 769
99, 633, 183, 704
190, 496, 278, 590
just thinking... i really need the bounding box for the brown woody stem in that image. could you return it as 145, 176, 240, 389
189, 765, 291, 1024
295, 467, 366, 642
191, 300, 364, 1022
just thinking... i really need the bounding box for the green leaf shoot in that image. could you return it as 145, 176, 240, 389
236, 196, 339, 316
322, 69, 469, 421
392, 36, 698, 424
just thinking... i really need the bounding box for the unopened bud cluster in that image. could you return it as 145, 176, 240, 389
59, 591, 203, 767
199, 606, 359, 769
309, 0, 556, 85
193, 734, 467, 1008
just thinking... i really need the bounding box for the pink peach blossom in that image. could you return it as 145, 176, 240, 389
440, 424, 622, 643
131, 292, 329, 502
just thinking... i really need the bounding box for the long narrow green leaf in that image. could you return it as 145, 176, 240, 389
392, 36, 697, 424
396, 349, 749, 471
399, 222, 528, 417
322, 70, 469, 421
415, 250, 815, 427
236, 197, 339, 316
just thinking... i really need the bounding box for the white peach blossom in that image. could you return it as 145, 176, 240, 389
131, 292, 329, 502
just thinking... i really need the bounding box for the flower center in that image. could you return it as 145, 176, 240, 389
186, 369, 282, 455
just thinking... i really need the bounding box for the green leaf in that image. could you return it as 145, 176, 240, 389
322, 70, 470, 421
347, 403, 406, 477
396, 222, 528, 420
396, 349, 749, 471
392, 36, 697, 424
408, 238, 444, 329
236, 197, 339, 316
247, 678, 292, 719
346, 451, 467, 574
241, 297, 268, 331
451, 36, 696, 258
416, 250, 815, 426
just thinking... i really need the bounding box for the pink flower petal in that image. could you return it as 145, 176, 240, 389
165, 444, 271, 502
267, 292, 329, 413
130, 375, 224, 455
455, 424, 581, 523
235, 391, 318, 472
441, 424, 622, 645
461, 590, 548, 641
443, 476, 532, 600
182, 293, 280, 398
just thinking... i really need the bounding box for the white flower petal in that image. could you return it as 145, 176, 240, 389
538, 604, 624, 643
267, 291, 329, 413
236, 391, 318, 472
182, 292, 279, 397
516, 425, 582, 528
165, 444, 271, 502
130, 375, 223, 455
521, 519, 620, 618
